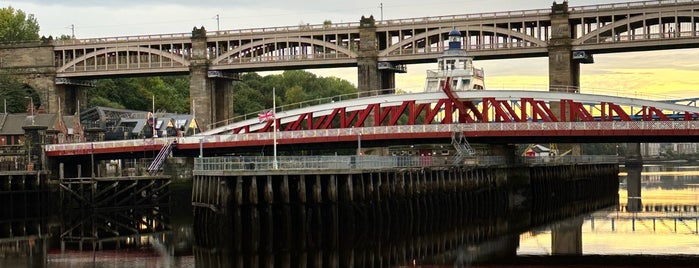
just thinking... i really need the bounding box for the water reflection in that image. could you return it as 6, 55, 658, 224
514, 163, 699, 267
0, 191, 50, 268
194, 192, 615, 267
46, 208, 189, 268
4, 163, 697, 267
46, 182, 195, 267
0, 183, 194, 267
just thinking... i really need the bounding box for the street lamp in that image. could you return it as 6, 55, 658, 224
357, 132, 362, 155
24, 96, 34, 125
151, 95, 157, 138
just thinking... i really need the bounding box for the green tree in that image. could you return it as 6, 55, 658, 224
229, 70, 357, 118
88, 76, 190, 113
231, 82, 265, 118
0, 74, 37, 113
284, 85, 307, 107
57, 34, 72, 40
0, 6, 40, 42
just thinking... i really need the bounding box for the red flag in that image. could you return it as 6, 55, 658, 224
258, 110, 275, 122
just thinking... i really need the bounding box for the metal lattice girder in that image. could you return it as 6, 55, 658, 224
201, 90, 699, 135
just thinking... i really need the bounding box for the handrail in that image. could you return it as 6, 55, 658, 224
193, 155, 618, 172
45, 121, 699, 154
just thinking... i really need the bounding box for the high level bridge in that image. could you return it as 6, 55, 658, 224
3, 0, 699, 129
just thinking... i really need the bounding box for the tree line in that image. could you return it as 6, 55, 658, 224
89, 71, 357, 117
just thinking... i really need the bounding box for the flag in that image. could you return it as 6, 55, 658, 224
147, 112, 155, 125
258, 109, 275, 122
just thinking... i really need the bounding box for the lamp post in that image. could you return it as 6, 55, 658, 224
24, 96, 34, 125
357, 132, 362, 155
152, 95, 158, 138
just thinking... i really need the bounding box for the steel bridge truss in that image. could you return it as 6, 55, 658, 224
205, 90, 699, 135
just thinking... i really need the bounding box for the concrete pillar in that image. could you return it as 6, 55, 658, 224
552, 216, 584, 255
212, 77, 234, 127
548, 2, 582, 156
189, 28, 236, 130
625, 143, 643, 212
379, 70, 395, 94
357, 16, 380, 97
189, 27, 213, 131
548, 1, 579, 93
58, 84, 87, 115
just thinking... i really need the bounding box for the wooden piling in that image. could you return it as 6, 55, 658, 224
281, 175, 290, 204
298, 175, 307, 203
264, 175, 273, 204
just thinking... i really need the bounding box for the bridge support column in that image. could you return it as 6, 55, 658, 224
189, 28, 237, 130
379, 70, 395, 93
625, 143, 643, 212
552, 216, 584, 255
378, 61, 406, 94
189, 28, 211, 130
548, 2, 582, 156
548, 1, 579, 93
55, 83, 89, 115
357, 16, 380, 97
210, 72, 238, 127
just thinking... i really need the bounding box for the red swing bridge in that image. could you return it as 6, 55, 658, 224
46, 86, 699, 158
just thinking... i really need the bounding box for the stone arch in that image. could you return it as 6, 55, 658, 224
57, 47, 189, 72
379, 27, 548, 57
212, 37, 357, 64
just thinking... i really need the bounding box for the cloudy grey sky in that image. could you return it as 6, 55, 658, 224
7, 0, 629, 38
5, 0, 699, 97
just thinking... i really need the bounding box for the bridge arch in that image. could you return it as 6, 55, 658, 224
212, 37, 357, 65
379, 27, 548, 57
573, 11, 699, 45
57, 47, 190, 73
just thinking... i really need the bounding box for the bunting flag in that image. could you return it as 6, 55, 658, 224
258, 109, 275, 122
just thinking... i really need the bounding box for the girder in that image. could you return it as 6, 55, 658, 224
201, 90, 699, 136
45, 120, 699, 157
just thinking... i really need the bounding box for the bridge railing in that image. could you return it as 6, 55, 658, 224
55, 32, 193, 46
518, 155, 620, 166
193, 155, 618, 172
194, 155, 506, 172
569, 0, 698, 12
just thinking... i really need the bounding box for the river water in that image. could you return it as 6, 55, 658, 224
2, 162, 698, 267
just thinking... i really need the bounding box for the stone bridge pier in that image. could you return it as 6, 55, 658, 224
189, 27, 236, 131
357, 16, 405, 97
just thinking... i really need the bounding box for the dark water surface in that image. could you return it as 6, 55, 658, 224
2, 163, 697, 267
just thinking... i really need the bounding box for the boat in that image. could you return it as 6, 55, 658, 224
424, 29, 485, 92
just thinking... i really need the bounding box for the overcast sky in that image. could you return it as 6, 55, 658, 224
6, 0, 699, 98
7, 0, 635, 37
